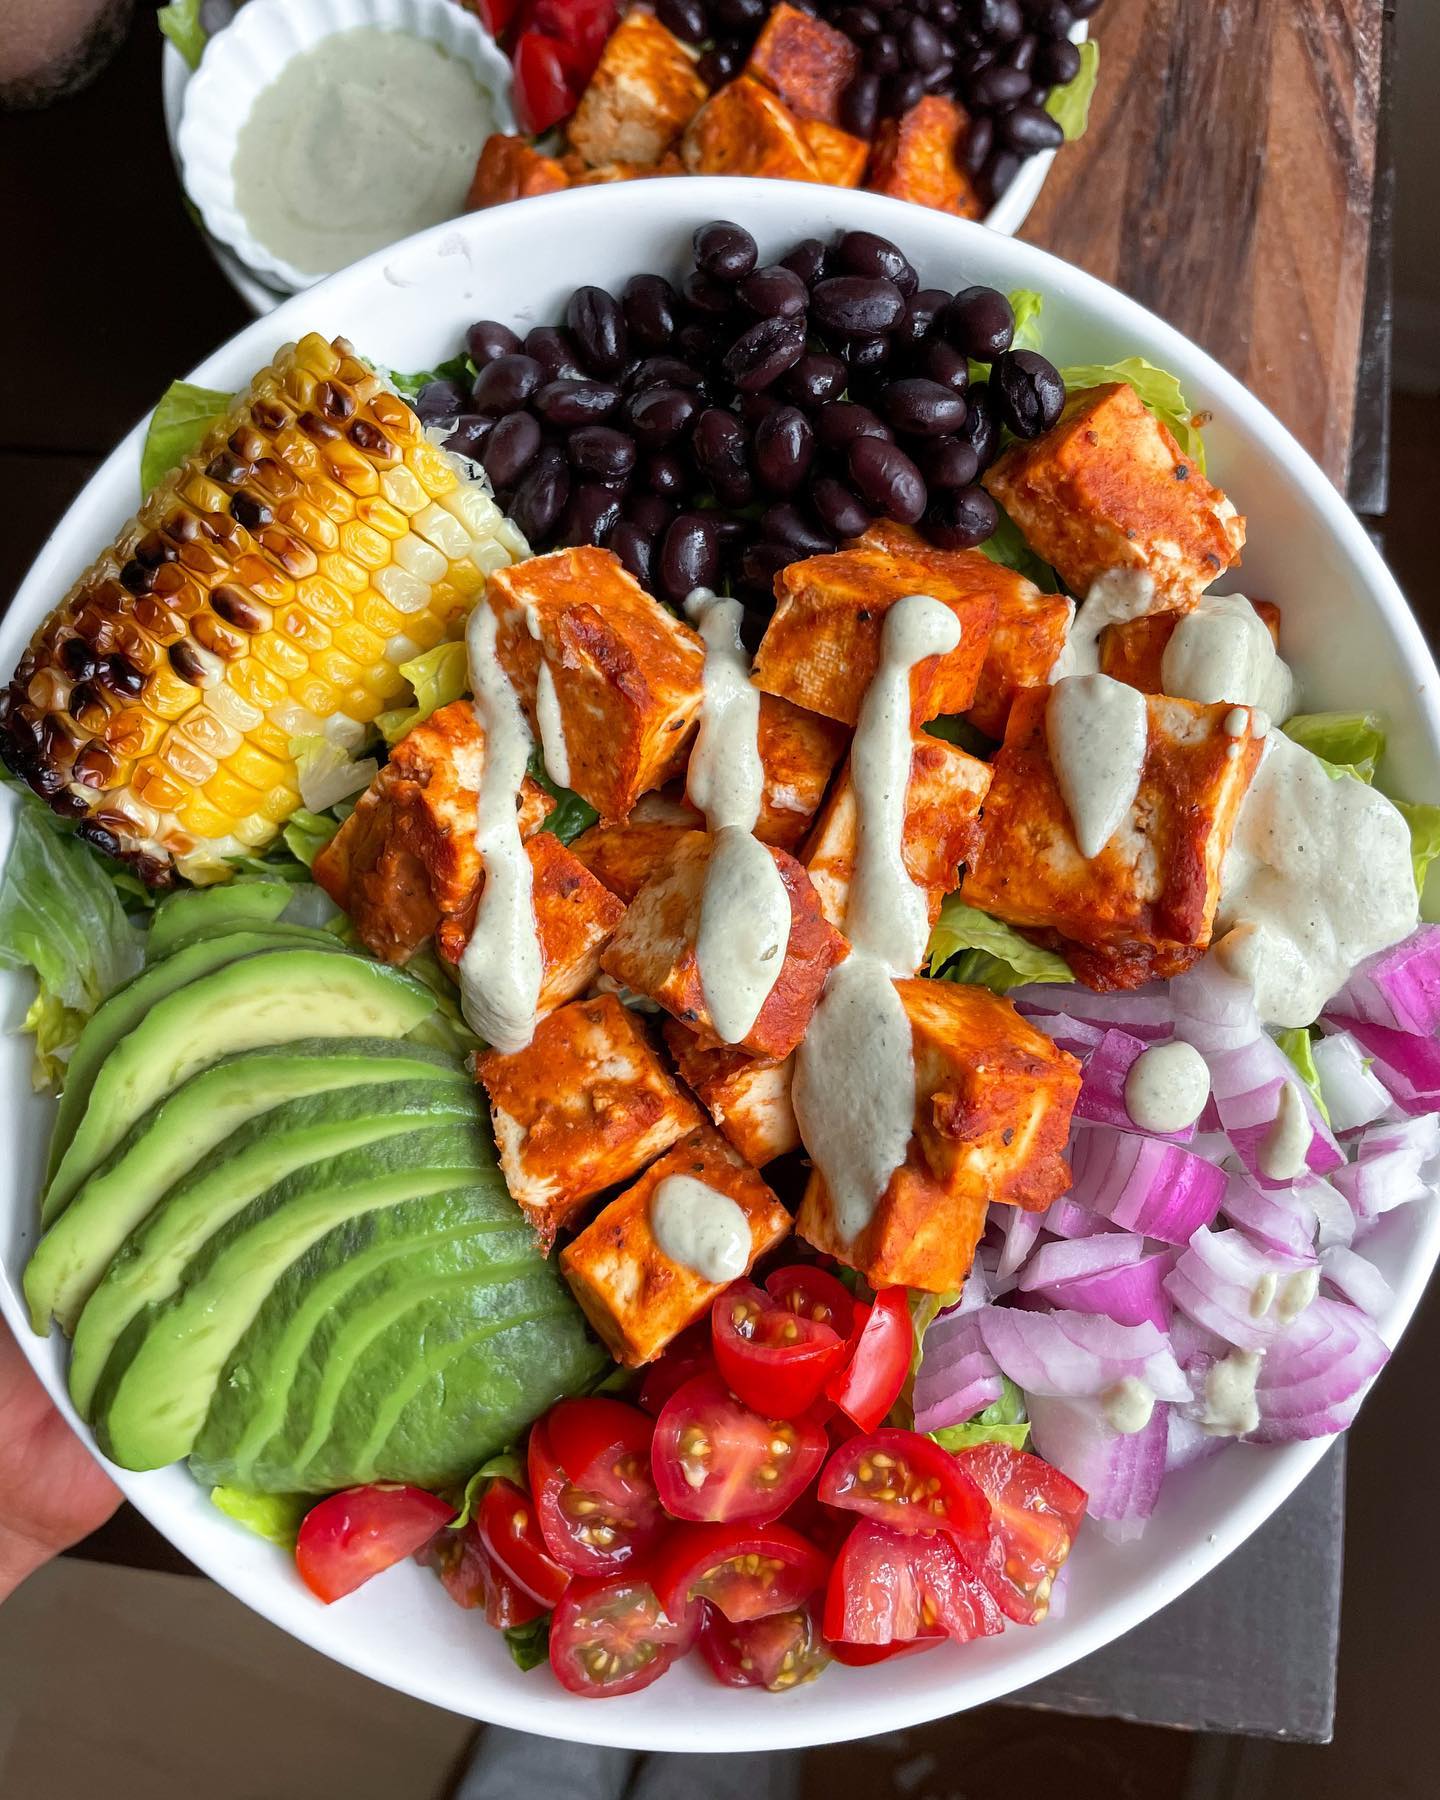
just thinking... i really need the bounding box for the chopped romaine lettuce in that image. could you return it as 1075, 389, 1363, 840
978, 505, 1062, 594
504, 1615, 551, 1672
1057, 355, 1208, 472
452, 1448, 526, 1529
157, 0, 207, 71
288, 736, 377, 813
22, 989, 85, 1094
140, 380, 230, 493
280, 808, 343, 871
1276, 1027, 1330, 1125
375, 641, 469, 746
930, 1376, 1031, 1451
528, 752, 600, 844
209, 1485, 309, 1549
928, 895, 1073, 992
1282, 711, 1384, 783
925, 714, 995, 756
389, 355, 476, 402
1010, 289, 1046, 352
1045, 38, 1100, 141
1395, 801, 1440, 921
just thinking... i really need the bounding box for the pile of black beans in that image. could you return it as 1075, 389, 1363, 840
415, 221, 1066, 617
651, 0, 1101, 208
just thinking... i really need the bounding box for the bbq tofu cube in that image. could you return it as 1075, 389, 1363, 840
560, 1126, 792, 1364
753, 538, 999, 725
435, 828, 626, 1015
601, 833, 848, 1058
681, 77, 822, 181
799, 117, 870, 188
865, 97, 982, 217
732, 695, 850, 850
796, 980, 1081, 1292
486, 547, 705, 822
567, 9, 709, 169
477, 994, 701, 1250
744, 4, 860, 125
1099, 598, 1283, 695
960, 685, 1265, 987
570, 809, 705, 905
664, 1020, 801, 1166
312, 700, 552, 964
467, 134, 571, 209
804, 733, 990, 940
983, 383, 1247, 609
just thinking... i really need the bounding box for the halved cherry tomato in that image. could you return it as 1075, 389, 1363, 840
764, 1265, 856, 1339
472, 0, 522, 38
822, 1519, 1004, 1647
528, 1398, 663, 1577
525, 0, 617, 81
819, 1429, 991, 1546
952, 1442, 1086, 1625
548, 1569, 696, 1698
712, 1282, 847, 1419
652, 1520, 831, 1624
416, 1521, 546, 1628
639, 1323, 714, 1417
296, 1483, 454, 1604
828, 1631, 944, 1666
651, 1373, 828, 1524
780, 1486, 853, 1560
700, 1602, 833, 1690
476, 1477, 570, 1607
511, 30, 575, 133
825, 1287, 913, 1431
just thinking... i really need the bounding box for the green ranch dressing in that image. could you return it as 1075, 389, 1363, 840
232, 28, 495, 278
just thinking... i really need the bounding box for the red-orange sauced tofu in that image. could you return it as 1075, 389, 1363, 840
715, 695, 850, 850
745, 5, 860, 124
865, 97, 982, 218
477, 994, 701, 1251
570, 817, 704, 905
961, 685, 1264, 988
983, 383, 1246, 609
485, 547, 705, 822
680, 77, 821, 181
560, 1126, 792, 1364
798, 117, 870, 187
434, 828, 625, 1015
796, 980, 1081, 1291
803, 733, 990, 940
663, 1019, 801, 1166
753, 539, 1000, 726
467, 135, 571, 210
600, 832, 848, 1058
311, 700, 551, 965
566, 8, 709, 168
1099, 598, 1283, 695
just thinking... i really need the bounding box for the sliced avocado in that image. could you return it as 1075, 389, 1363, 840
90, 1123, 495, 1470
24, 1039, 468, 1336
45, 948, 436, 1224
43, 928, 351, 1213
67, 1084, 479, 1415
146, 881, 293, 960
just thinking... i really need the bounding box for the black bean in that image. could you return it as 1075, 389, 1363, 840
699, 41, 744, 86
415, 378, 466, 425
692, 408, 754, 507
622, 273, 681, 350
659, 513, 722, 602
567, 425, 637, 481
657, 0, 707, 43
816, 400, 893, 453
880, 377, 967, 437
844, 334, 892, 373
533, 378, 622, 426
812, 276, 907, 335
684, 268, 738, 317
481, 411, 542, 488
754, 405, 816, 497
1025, 0, 1074, 33
848, 437, 927, 524
835, 230, 918, 296
510, 449, 570, 546
897, 287, 951, 348
714, 0, 765, 28
1066, 0, 1101, 15
982, 148, 1023, 204
694, 219, 759, 282
739, 264, 809, 319
625, 490, 674, 534
962, 113, 995, 173
627, 355, 706, 395
836, 4, 881, 34
926, 484, 999, 549
1007, 30, 1038, 73
957, 44, 998, 78
780, 237, 830, 287
923, 58, 956, 93
675, 321, 725, 365
866, 32, 900, 74
917, 436, 981, 490
839, 71, 881, 139
959, 381, 1000, 466
977, 0, 1023, 37
919, 340, 972, 394
626, 385, 698, 447
968, 62, 1032, 106
440, 415, 493, 459
932, 0, 957, 20
779, 352, 848, 409
564, 482, 624, 548
642, 451, 688, 496
721, 315, 807, 391
738, 391, 782, 429
738, 542, 794, 599
610, 520, 655, 587
993, 349, 1066, 438
812, 477, 872, 540
566, 286, 628, 375
1035, 33, 1081, 84
943, 285, 1015, 360
904, 15, 947, 71
760, 503, 835, 557
471, 352, 543, 416
465, 319, 522, 366
883, 70, 927, 113
1001, 102, 1065, 153
711, 512, 751, 554
525, 325, 588, 382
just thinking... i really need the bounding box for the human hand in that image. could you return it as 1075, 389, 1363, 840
0, 1313, 120, 1602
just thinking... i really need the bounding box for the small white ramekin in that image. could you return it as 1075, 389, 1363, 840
177, 0, 516, 295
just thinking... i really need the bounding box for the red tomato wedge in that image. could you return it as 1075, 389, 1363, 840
712, 1282, 847, 1419
639, 1323, 714, 1417
524, 0, 618, 81
653, 1520, 831, 1624
819, 1429, 992, 1545
651, 1374, 828, 1524
764, 1265, 857, 1338
822, 1519, 1004, 1647
528, 1399, 663, 1577
952, 1442, 1086, 1625
700, 1602, 833, 1690
825, 1287, 913, 1432
473, 0, 522, 38
549, 1570, 697, 1698
296, 1483, 454, 1604
416, 1521, 546, 1628
476, 1477, 570, 1607
828, 1632, 944, 1666
511, 30, 576, 133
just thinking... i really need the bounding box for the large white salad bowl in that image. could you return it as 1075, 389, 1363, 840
2, 179, 1436, 1752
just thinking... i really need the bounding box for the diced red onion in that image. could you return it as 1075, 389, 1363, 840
1218, 1168, 1318, 1260
975, 1244, 1019, 1297
1012, 983, 1175, 1039
1330, 1113, 1440, 1224
1311, 1032, 1394, 1134
1306, 1178, 1358, 1252
1067, 1126, 1227, 1244
1017, 1233, 1146, 1289
1042, 1197, 1116, 1239
1027, 1251, 1175, 1330
1073, 1030, 1198, 1142
1027, 1393, 1168, 1541
1164, 1226, 1318, 1353
1246, 1296, 1389, 1443
913, 1308, 1005, 1432
1331, 926, 1440, 1036
1166, 1405, 1225, 1473
977, 1307, 1191, 1402
1046, 1561, 1071, 1620
993, 1203, 1045, 1280
1025, 1012, 1109, 1058
1323, 1015, 1440, 1117
1318, 1245, 1394, 1318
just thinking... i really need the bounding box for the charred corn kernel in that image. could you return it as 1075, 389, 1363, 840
0, 333, 529, 885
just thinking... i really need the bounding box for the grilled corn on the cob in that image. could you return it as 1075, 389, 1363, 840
0, 334, 526, 885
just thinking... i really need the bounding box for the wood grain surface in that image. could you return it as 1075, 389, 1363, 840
1023, 0, 1383, 486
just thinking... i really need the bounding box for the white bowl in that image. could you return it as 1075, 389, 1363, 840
177, 0, 517, 295
4, 180, 1436, 1752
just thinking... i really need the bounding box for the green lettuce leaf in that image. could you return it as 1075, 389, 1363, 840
388, 355, 476, 403
925, 715, 996, 756
1010, 289, 1045, 352
1282, 711, 1384, 783
375, 640, 469, 746
928, 895, 1073, 993
930, 1376, 1031, 1452
1057, 356, 1208, 473
140, 380, 230, 493
281, 808, 343, 871
504, 1615, 551, 1672
528, 752, 600, 845
1276, 1027, 1329, 1125
1395, 801, 1440, 922
157, 0, 207, 70
21, 989, 85, 1093
451, 1448, 526, 1530
977, 505, 1061, 593
1045, 38, 1100, 141
209, 1485, 309, 1548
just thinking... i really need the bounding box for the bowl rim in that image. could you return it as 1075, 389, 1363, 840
3, 178, 1436, 1752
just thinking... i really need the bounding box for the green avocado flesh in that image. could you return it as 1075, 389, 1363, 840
146, 881, 294, 960
67, 1085, 479, 1416
24, 1040, 468, 1336
44, 948, 436, 1224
